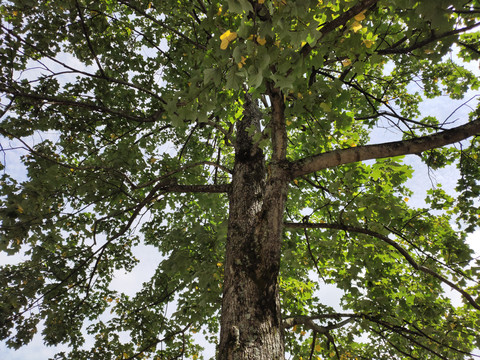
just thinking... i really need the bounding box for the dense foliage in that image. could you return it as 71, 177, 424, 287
1, 0, 480, 359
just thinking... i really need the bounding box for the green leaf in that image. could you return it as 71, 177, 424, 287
227, 0, 253, 14
204, 68, 221, 86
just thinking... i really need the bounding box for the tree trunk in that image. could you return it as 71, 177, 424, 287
218, 95, 287, 359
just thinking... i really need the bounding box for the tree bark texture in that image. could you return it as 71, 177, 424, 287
218, 95, 287, 360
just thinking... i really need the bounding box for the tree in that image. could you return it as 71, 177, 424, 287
1, 0, 480, 358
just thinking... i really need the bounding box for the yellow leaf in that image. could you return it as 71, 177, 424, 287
13, 10, 19, 16
216, 262, 223, 267
220, 30, 237, 42
258, 0, 265, 3
424, 49, 434, 54
300, 330, 306, 336
293, 325, 298, 332
220, 39, 229, 50
363, 39, 374, 48
220, 30, 237, 50
293, 179, 298, 185
217, 6, 222, 15
351, 21, 362, 32
354, 11, 366, 21
286, 120, 292, 126
341, 58, 352, 67
315, 344, 322, 352
404, 197, 409, 202
17, 205, 24, 214
256, 36, 266, 45
237, 55, 247, 69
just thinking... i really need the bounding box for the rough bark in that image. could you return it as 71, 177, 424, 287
218, 94, 287, 359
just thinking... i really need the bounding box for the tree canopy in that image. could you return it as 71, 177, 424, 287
1, 0, 480, 359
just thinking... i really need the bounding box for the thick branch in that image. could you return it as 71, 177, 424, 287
284, 222, 480, 310
159, 184, 230, 193
289, 118, 480, 178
